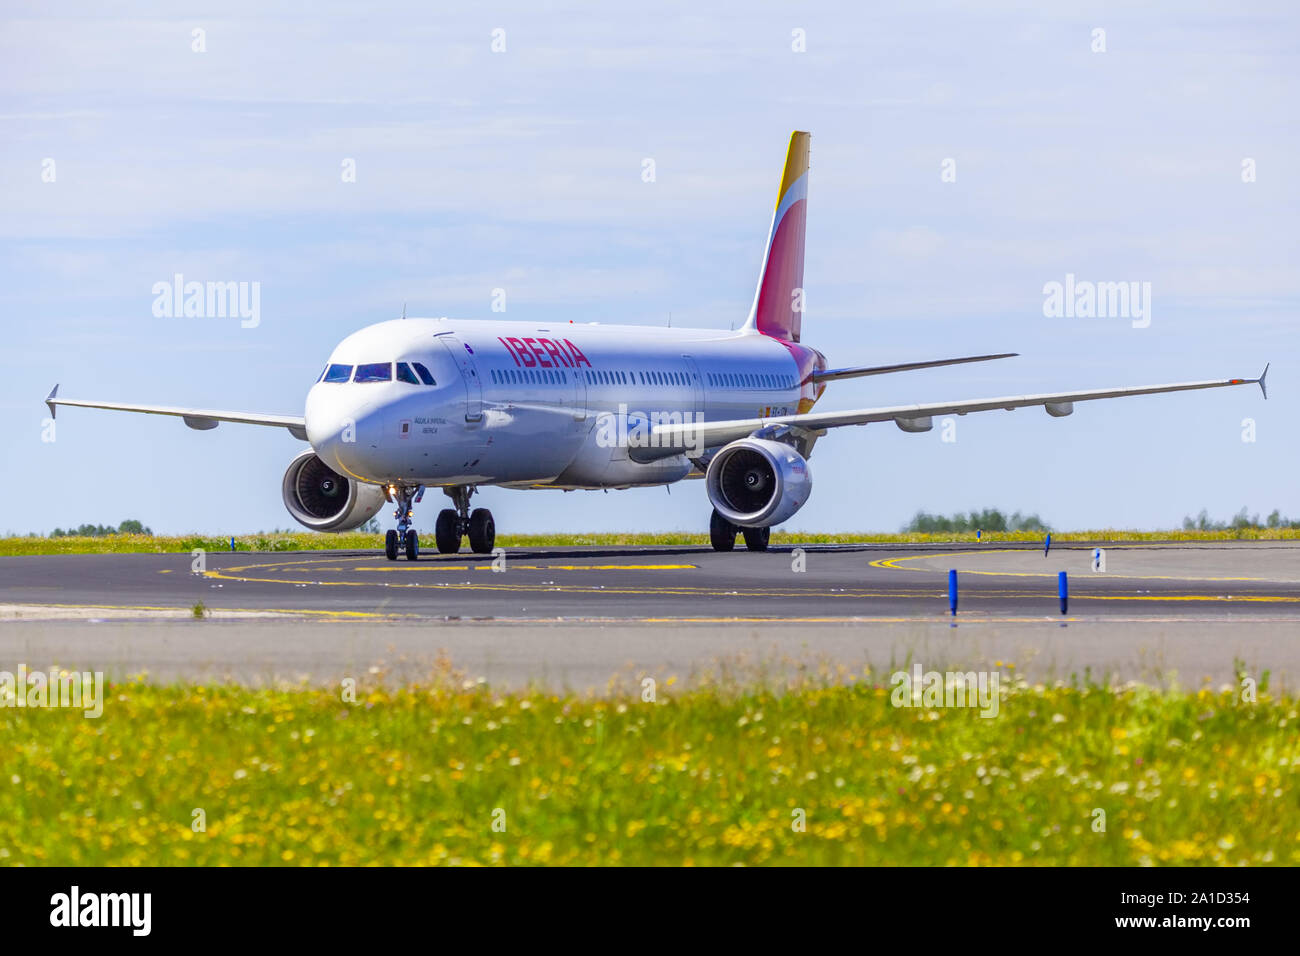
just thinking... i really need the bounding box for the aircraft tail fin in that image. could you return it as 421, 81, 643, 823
742, 131, 810, 343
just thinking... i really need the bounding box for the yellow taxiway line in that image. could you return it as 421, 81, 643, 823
869, 550, 1285, 584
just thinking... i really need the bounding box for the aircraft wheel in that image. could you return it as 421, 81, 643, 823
384, 529, 399, 561
435, 510, 461, 554
709, 509, 737, 552
743, 526, 770, 552
468, 508, 496, 554
405, 530, 420, 561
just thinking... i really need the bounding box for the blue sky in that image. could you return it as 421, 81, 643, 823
2, 1, 1296, 535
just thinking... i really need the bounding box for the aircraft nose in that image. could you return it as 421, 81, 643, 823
305, 386, 380, 475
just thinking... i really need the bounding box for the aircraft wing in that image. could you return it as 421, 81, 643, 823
639, 366, 1269, 459
45, 386, 308, 441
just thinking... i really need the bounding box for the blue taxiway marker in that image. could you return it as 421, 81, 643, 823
948, 569, 958, 616
230, 537, 236, 552
1044, 533, 1052, 556
1059, 571, 1069, 615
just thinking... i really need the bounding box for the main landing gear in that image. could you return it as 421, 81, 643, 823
384, 485, 423, 561
381, 485, 497, 560
709, 508, 770, 552
434, 486, 496, 555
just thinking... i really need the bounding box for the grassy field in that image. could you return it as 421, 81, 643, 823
3, 527, 1299, 556
2, 670, 1295, 865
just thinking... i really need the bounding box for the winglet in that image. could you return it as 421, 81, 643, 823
45, 384, 59, 419
1258, 363, 1269, 400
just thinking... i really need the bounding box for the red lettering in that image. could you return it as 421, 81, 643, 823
523, 337, 552, 368
498, 337, 521, 366
506, 337, 536, 367
540, 338, 570, 368
563, 338, 592, 368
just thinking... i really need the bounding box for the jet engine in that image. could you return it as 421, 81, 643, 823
704, 438, 812, 528
281, 449, 386, 532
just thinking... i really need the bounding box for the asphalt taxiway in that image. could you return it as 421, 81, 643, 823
3, 541, 1300, 621
2, 542, 1297, 687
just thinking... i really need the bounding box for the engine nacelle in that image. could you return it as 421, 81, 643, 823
705, 438, 812, 528
281, 449, 386, 532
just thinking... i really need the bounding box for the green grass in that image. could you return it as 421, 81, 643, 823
2, 670, 1295, 865
3, 527, 1298, 556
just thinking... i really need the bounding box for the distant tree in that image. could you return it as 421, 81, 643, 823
48, 519, 152, 538
1182, 508, 1299, 531
358, 517, 381, 534
902, 508, 1049, 533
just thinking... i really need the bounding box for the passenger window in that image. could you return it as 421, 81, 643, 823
396, 362, 420, 385
354, 362, 392, 383
323, 364, 353, 383
411, 362, 436, 386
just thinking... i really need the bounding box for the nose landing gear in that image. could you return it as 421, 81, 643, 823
383, 485, 422, 561
434, 486, 497, 555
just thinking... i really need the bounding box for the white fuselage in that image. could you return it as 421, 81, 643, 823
305, 318, 822, 490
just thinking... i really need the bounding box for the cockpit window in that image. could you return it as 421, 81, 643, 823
322, 364, 353, 383
411, 362, 436, 386
354, 362, 393, 383
395, 362, 420, 385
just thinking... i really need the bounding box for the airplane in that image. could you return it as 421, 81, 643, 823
45, 131, 1268, 560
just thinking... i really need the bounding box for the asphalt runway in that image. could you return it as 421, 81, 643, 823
2, 542, 1298, 688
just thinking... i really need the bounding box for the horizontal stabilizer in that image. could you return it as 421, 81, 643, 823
809, 352, 1018, 384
